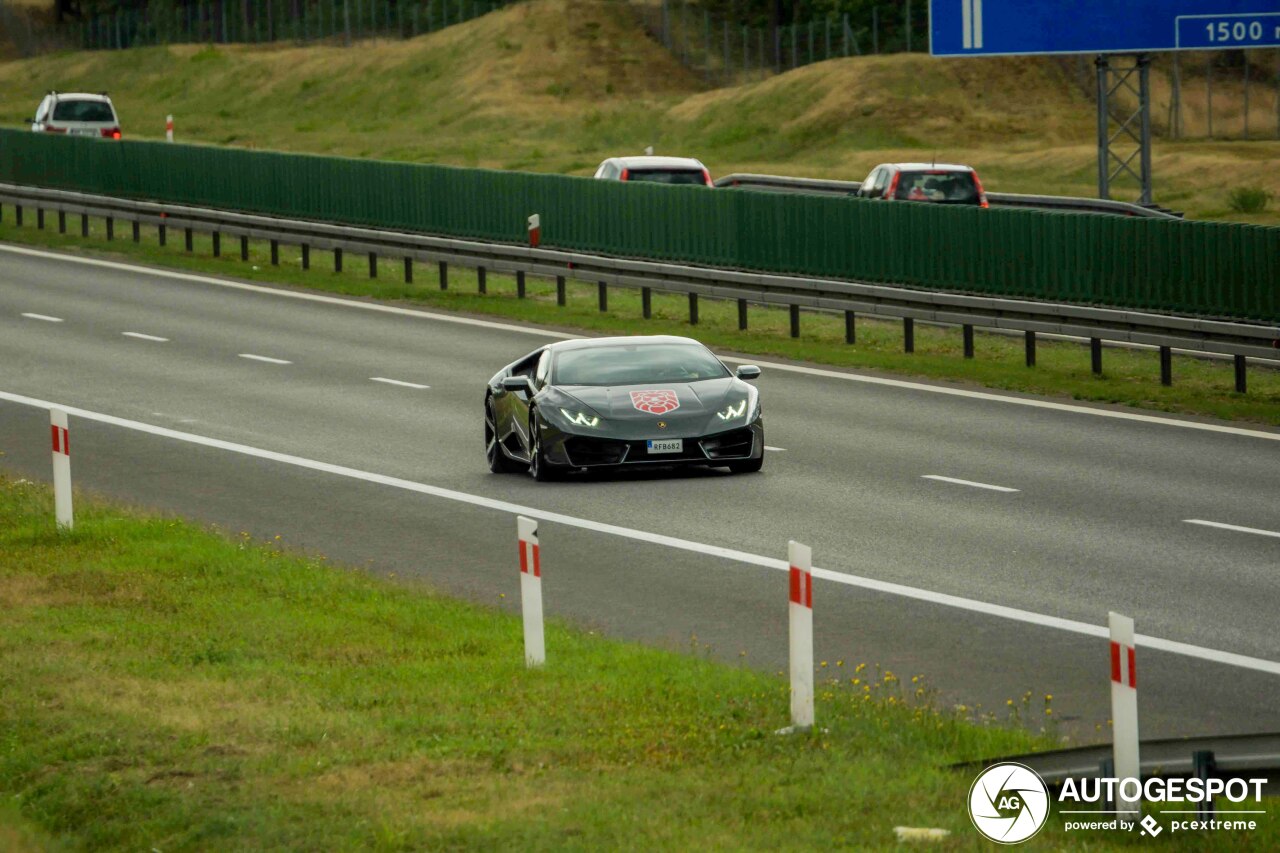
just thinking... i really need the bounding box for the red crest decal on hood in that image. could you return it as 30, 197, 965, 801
630, 389, 680, 415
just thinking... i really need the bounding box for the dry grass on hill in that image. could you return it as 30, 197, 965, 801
0, 0, 1276, 220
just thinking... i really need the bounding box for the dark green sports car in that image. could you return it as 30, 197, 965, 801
485, 336, 764, 481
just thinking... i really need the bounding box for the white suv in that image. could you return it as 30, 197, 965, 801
29, 92, 122, 139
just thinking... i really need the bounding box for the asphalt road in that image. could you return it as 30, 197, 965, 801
2, 243, 1277, 742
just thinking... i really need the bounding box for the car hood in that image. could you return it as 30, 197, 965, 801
546, 378, 755, 438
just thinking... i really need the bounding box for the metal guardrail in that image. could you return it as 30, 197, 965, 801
714, 173, 1183, 219
953, 732, 1280, 792
2, 182, 1275, 366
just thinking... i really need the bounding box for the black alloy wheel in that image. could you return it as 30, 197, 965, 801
485, 395, 524, 473
528, 409, 561, 482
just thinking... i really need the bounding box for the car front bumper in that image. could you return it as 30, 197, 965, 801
541, 422, 763, 469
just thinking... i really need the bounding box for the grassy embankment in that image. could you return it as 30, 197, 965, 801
5, 476, 1277, 849
0, 0, 1276, 224
1, 215, 1278, 426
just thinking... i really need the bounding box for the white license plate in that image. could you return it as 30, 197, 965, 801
71, 129, 98, 137
646, 439, 683, 454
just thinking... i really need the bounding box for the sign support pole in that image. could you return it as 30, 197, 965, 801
1096, 55, 1110, 200
1095, 53, 1153, 205
1138, 54, 1153, 205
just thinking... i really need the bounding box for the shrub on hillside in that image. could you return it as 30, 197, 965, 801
1227, 186, 1270, 214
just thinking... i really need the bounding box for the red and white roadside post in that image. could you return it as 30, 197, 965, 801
1109, 611, 1141, 820
527, 214, 541, 248
789, 540, 814, 730
166, 114, 174, 143
517, 516, 545, 667
50, 409, 73, 530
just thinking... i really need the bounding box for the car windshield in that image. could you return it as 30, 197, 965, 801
893, 170, 979, 203
553, 344, 730, 386
52, 100, 115, 122
625, 169, 708, 185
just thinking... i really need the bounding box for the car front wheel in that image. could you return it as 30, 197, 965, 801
528, 410, 562, 482
485, 395, 525, 474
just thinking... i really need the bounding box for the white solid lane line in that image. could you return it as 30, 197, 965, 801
21, 312, 63, 323
922, 475, 1020, 493
1185, 519, 1280, 540
370, 377, 431, 390
4, 243, 1276, 444
3, 388, 1278, 677
238, 353, 292, 365
122, 332, 169, 342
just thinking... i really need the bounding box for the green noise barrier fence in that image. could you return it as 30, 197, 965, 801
1, 130, 1275, 324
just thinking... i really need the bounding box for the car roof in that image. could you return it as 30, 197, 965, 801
546, 335, 705, 352
605, 156, 707, 170
879, 162, 975, 172
49, 92, 114, 103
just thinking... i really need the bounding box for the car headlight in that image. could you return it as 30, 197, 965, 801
559, 408, 601, 428
716, 399, 748, 421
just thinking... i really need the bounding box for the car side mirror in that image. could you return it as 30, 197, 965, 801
502, 375, 534, 394
736, 365, 761, 380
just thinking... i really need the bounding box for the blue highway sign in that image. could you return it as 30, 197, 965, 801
930, 0, 1280, 57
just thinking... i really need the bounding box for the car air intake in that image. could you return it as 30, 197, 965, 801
700, 428, 754, 459
564, 437, 629, 466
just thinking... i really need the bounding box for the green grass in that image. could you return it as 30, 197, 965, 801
2, 215, 1278, 427
5, 477, 1275, 850
0, 475, 1043, 850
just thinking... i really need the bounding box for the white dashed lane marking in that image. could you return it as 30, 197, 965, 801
238, 353, 292, 365
21, 312, 63, 323
764, 446, 787, 452
151, 411, 199, 424
1184, 519, 1280, 540
122, 332, 169, 342
922, 475, 1020, 493
370, 377, 431, 390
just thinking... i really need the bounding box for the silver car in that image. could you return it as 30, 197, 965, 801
593, 156, 713, 186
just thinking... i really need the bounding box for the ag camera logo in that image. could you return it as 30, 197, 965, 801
969, 762, 1051, 844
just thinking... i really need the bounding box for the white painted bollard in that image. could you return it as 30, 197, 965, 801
527, 214, 541, 248
50, 409, 73, 530
165, 114, 174, 143
1109, 611, 1141, 819
517, 516, 545, 667
789, 540, 814, 730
